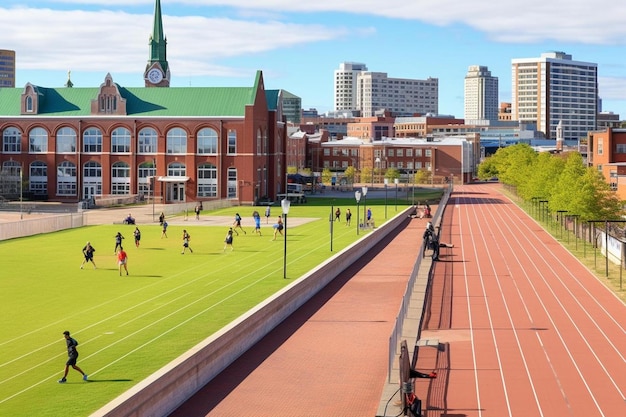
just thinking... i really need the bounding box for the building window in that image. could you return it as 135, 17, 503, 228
138, 128, 158, 154
1, 160, 21, 197
57, 161, 77, 196
83, 128, 103, 153
168, 162, 186, 177
26, 96, 33, 112
56, 127, 77, 153
2, 127, 21, 153
197, 163, 217, 197
597, 138, 603, 156
228, 130, 237, 154
197, 128, 218, 154
111, 161, 131, 195
29, 127, 48, 153
138, 161, 156, 197
617, 144, 626, 153
29, 161, 47, 195
227, 167, 237, 198
167, 127, 187, 154
83, 161, 102, 197
111, 127, 131, 153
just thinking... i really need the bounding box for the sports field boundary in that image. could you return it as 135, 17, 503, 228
90, 206, 416, 417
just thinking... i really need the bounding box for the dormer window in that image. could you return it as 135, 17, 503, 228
26, 96, 33, 112
91, 73, 126, 115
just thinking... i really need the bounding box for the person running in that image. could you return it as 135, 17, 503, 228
58, 331, 87, 383
80, 242, 97, 269
272, 216, 284, 241
159, 212, 165, 226
133, 227, 141, 248
233, 213, 246, 235
117, 249, 129, 276
161, 220, 168, 238
265, 205, 271, 224
345, 208, 352, 226
335, 207, 341, 221
223, 228, 234, 251
181, 230, 193, 254
366, 207, 372, 226
195, 204, 201, 220
252, 211, 262, 236
114, 232, 124, 253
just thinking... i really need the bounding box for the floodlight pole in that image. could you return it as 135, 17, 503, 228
282, 198, 291, 279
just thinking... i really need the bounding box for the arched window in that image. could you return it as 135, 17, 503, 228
56, 127, 77, 153
83, 128, 103, 153
197, 163, 217, 197
197, 128, 218, 154
29, 127, 48, 153
57, 161, 77, 196
111, 161, 130, 195
111, 127, 131, 153
2, 126, 21, 153
138, 127, 158, 154
29, 161, 48, 195
1, 161, 21, 196
166, 127, 187, 154
167, 162, 186, 177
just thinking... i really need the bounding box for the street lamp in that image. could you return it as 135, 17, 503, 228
355, 190, 362, 235
394, 178, 399, 211
152, 159, 156, 223
384, 178, 389, 219
329, 200, 334, 252
19, 164, 23, 220
281, 198, 291, 279
362, 186, 368, 228
373, 157, 380, 187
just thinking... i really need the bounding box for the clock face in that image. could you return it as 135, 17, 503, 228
147, 69, 163, 84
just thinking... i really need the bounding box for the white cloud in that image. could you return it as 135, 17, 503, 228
1, 7, 346, 76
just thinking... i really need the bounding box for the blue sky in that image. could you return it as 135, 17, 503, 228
3, 0, 625, 119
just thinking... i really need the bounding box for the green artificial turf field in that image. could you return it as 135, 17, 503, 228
0, 192, 439, 416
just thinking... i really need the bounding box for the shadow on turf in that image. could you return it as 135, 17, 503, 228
85, 379, 133, 383
169, 218, 407, 416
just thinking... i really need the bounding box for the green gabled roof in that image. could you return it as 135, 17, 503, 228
0, 85, 258, 117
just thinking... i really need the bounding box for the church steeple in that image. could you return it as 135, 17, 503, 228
144, 0, 170, 87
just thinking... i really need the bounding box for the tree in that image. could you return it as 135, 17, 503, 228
385, 167, 401, 181
344, 166, 356, 185
287, 166, 298, 174
414, 169, 431, 184
321, 168, 332, 185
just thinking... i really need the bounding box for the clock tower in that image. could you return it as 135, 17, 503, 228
144, 0, 170, 87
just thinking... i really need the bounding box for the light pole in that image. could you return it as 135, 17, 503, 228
19, 164, 23, 220
362, 186, 368, 228
384, 178, 388, 219
394, 178, 399, 211
329, 200, 334, 252
355, 190, 362, 235
152, 159, 156, 222
373, 157, 380, 187
281, 198, 291, 279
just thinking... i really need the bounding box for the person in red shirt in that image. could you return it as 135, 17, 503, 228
117, 249, 129, 276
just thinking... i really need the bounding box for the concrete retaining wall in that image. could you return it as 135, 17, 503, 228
91, 207, 415, 417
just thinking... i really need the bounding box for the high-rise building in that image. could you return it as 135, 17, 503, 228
356, 72, 438, 117
334, 62, 368, 112
464, 65, 498, 122
511, 51, 597, 140
0, 50, 16, 88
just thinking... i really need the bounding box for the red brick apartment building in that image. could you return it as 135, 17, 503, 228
588, 128, 626, 201
0, 1, 286, 205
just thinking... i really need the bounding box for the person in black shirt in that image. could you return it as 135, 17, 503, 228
80, 242, 96, 269
58, 331, 88, 383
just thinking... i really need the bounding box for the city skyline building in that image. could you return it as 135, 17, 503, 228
0, 50, 16, 88
511, 51, 598, 140
464, 65, 499, 122
333, 62, 368, 112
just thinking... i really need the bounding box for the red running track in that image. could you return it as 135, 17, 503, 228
418, 184, 626, 417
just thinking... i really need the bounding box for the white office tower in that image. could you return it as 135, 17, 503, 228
334, 62, 368, 112
355, 72, 438, 117
464, 65, 498, 122
512, 51, 597, 140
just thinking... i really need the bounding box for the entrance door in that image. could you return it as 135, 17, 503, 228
83, 185, 96, 200
166, 183, 186, 202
